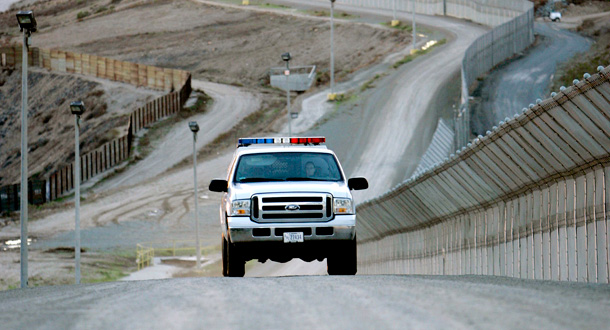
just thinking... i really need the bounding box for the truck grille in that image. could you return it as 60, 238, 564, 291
251, 193, 333, 223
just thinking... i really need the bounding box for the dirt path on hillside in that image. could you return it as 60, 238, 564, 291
97, 80, 261, 190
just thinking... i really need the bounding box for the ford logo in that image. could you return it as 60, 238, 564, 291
285, 204, 300, 211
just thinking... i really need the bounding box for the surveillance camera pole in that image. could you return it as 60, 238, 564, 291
19, 28, 30, 289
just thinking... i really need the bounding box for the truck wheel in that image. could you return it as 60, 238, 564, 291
221, 236, 228, 277
327, 237, 357, 275
226, 241, 245, 277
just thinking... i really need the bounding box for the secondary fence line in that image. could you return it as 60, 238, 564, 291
0, 46, 192, 212
325, 0, 534, 149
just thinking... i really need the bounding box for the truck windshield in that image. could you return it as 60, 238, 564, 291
234, 152, 343, 183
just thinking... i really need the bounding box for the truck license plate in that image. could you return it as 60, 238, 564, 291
283, 232, 304, 243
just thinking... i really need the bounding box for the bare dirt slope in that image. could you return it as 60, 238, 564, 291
19, 0, 410, 89
0, 67, 161, 186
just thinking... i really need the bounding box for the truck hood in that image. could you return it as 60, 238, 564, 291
230, 181, 352, 200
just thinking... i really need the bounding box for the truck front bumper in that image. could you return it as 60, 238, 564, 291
227, 214, 356, 243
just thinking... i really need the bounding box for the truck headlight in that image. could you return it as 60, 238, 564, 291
333, 198, 353, 215
228, 199, 251, 216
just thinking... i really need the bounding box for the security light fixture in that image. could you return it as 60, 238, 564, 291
189, 121, 200, 133
16, 11, 37, 33
281, 52, 291, 62
70, 101, 85, 116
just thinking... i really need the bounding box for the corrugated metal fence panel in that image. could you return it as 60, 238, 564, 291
358, 68, 610, 283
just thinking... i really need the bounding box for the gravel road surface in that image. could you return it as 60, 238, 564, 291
1, 275, 608, 329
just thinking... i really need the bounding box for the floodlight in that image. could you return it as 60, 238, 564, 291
70, 101, 85, 116
16, 11, 37, 33
189, 121, 200, 133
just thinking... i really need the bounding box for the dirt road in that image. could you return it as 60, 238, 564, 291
97, 80, 261, 190
472, 21, 592, 136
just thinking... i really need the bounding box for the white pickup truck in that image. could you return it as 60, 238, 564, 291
209, 137, 368, 277
549, 11, 562, 22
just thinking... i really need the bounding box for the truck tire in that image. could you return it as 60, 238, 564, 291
221, 236, 228, 277
327, 236, 357, 275
226, 240, 245, 277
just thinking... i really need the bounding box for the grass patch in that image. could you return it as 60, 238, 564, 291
258, 3, 290, 9
77, 11, 90, 20
83, 250, 137, 284
360, 73, 387, 92
302, 10, 358, 19
393, 38, 446, 69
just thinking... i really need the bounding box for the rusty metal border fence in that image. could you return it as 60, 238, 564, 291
357, 68, 610, 283
0, 46, 192, 211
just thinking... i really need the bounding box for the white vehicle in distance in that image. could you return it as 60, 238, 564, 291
549, 11, 562, 22
209, 137, 368, 277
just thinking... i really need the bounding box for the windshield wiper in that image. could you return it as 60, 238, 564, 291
238, 178, 284, 183
284, 177, 328, 182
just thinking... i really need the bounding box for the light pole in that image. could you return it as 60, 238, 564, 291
281, 52, 292, 136
70, 101, 85, 284
329, 0, 336, 100
391, 0, 400, 27
189, 121, 202, 268
16, 10, 37, 289
412, 0, 417, 51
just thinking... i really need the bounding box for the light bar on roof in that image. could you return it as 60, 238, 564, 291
238, 137, 326, 147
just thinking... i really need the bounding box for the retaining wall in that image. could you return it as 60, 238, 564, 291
357, 68, 610, 283
0, 46, 191, 211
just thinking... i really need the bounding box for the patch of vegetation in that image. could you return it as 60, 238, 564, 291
382, 21, 413, 32
259, 3, 290, 9
360, 73, 387, 92
393, 38, 447, 69
303, 10, 358, 19
83, 251, 136, 284
551, 19, 610, 92
77, 11, 91, 20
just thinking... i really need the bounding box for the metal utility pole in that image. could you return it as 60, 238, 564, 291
281, 52, 292, 136
16, 10, 37, 289
330, 0, 335, 96
412, 0, 417, 51
70, 101, 85, 284
19, 25, 29, 290
189, 122, 202, 268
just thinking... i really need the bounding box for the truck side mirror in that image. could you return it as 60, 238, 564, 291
209, 179, 228, 192
348, 177, 368, 190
